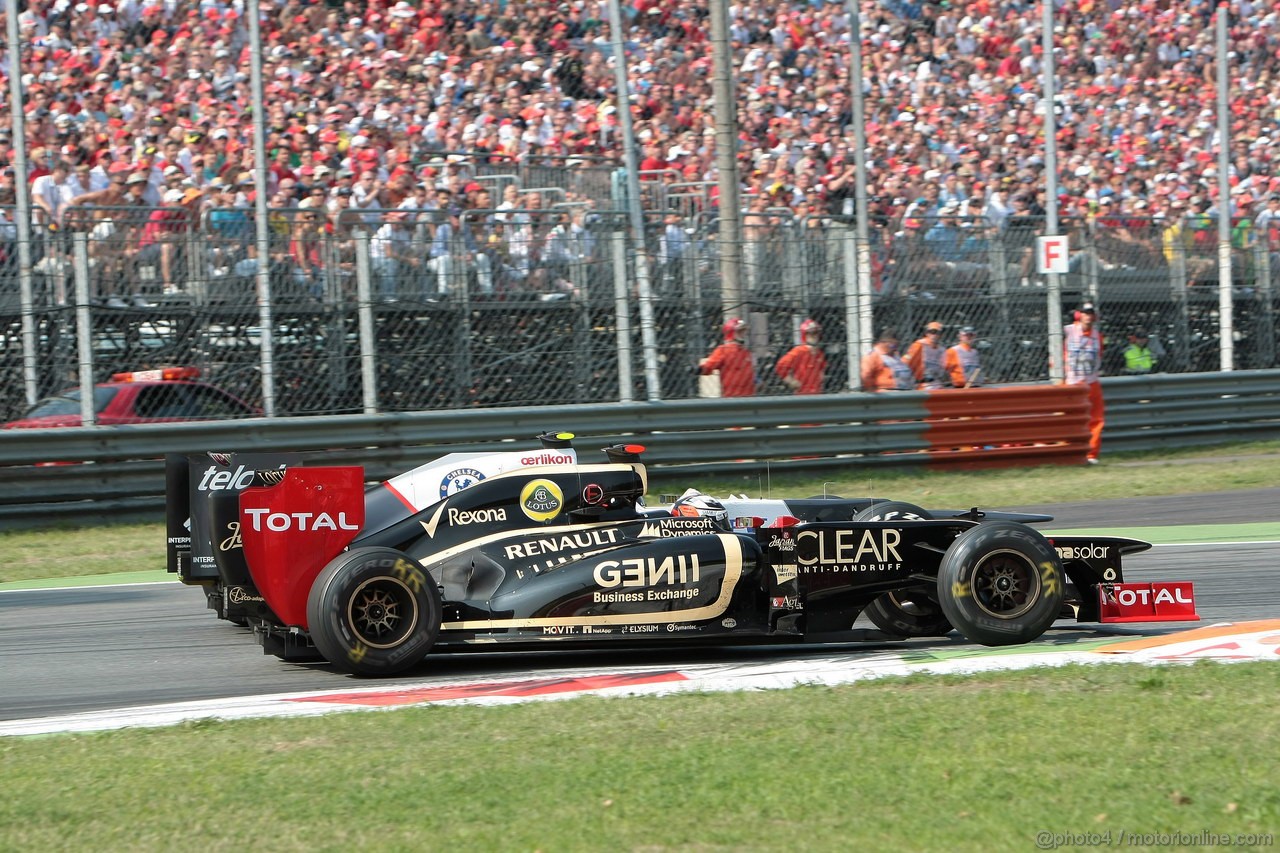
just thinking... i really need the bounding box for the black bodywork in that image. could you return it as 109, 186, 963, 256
166, 436, 1153, 674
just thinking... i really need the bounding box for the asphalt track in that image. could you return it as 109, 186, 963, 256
2, 490, 1278, 724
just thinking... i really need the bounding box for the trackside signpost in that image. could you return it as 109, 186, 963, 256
1037, 236, 1070, 275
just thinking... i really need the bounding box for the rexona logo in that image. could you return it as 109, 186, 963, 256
243, 509, 360, 532
440, 468, 485, 499
1056, 544, 1110, 560
520, 479, 563, 522
450, 507, 507, 525
521, 452, 574, 466
797, 528, 904, 572
637, 517, 718, 538
419, 504, 509, 537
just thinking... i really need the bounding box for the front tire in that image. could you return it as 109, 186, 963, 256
307, 547, 442, 676
936, 522, 1064, 646
854, 503, 952, 637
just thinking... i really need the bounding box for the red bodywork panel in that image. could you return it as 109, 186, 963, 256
1098, 582, 1199, 623
240, 467, 366, 629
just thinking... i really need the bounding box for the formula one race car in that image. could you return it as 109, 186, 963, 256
166, 433, 1198, 676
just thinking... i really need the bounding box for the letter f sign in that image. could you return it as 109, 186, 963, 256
1037, 235, 1069, 274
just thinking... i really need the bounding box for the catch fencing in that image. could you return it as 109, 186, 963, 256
2, 200, 1278, 422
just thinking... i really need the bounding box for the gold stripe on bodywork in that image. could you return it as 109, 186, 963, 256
440, 533, 745, 630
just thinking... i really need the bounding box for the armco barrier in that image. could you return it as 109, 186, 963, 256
923, 385, 1090, 469
1102, 372, 1280, 453
2, 370, 1279, 529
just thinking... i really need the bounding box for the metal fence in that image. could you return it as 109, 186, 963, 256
3, 202, 1278, 422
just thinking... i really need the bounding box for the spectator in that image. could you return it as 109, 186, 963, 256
1122, 328, 1162, 375
289, 208, 328, 300
31, 159, 71, 227
700, 317, 755, 397
370, 210, 417, 303
657, 210, 691, 295
924, 204, 967, 263
136, 186, 205, 298
62, 163, 98, 204
904, 320, 948, 389
774, 318, 826, 394
429, 206, 494, 297
944, 326, 983, 388
861, 329, 913, 392
1002, 195, 1041, 287
4, 0, 1280, 315
543, 207, 595, 296
1063, 304, 1104, 464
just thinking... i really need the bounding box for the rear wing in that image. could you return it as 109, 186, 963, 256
165, 452, 301, 583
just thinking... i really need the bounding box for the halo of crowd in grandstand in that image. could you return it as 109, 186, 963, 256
2, 0, 1278, 242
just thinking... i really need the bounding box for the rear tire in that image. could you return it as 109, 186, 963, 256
852, 501, 931, 523
936, 522, 1064, 646
307, 547, 442, 676
853, 503, 951, 637
864, 591, 952, 637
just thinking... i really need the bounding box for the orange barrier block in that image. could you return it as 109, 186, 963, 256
923, 385, 1091, 470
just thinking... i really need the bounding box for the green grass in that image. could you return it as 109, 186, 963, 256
3, 440, 1278, 585
1, 664, 1276, 851
1, 522, 164, 584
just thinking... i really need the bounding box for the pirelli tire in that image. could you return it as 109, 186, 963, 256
853, 503, 952, 638
864, 591, 952, 638
853, 501, 931, 524
307, 547, 442, 676
936, 521, 1065, 647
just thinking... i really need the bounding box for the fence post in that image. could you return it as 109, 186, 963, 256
353, 230, 378, 414
986, 231, 1008, 296
781, 221, 800, 306
612, 230, 634, 402
49, 226, 69, 307
1082, 224, 1101, 309
71, 232, 96, 427
839, 223, 861, 391
185, 228, 206, 303
1169, 233, 1191, 372
1251, 241, 1274, 368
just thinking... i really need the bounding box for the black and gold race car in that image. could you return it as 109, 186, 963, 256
166, 433, 1197, 676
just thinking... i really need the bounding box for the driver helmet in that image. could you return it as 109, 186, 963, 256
722, 317, 748, 341
671, 488, 729, 528
800, 318, 821, 340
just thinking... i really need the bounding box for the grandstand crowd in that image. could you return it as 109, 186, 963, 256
3, 0, 1279, 235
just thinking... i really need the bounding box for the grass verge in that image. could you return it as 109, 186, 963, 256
1, 663, 1276, 851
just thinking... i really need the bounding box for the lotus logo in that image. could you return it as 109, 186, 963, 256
520, 479, 563, 522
